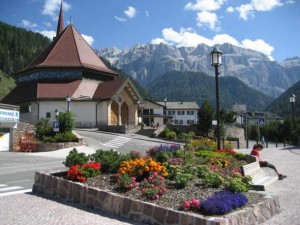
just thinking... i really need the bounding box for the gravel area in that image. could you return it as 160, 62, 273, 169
85, 173, 265, 214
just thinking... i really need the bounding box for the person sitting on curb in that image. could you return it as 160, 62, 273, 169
250, 143, 287, 180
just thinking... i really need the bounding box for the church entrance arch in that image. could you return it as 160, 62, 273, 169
111, 101, 118, 125
121, 102, 129, 125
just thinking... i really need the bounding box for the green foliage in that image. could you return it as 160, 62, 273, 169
64, 148, 89, 167
146, 71, 274, 111
232, 153, 246, 161
35, 118, 52, 138
197, 165, 211, 178
226, 177, 250, 193
0, 70, 15, 97
198, 100, 213, 136
90, 149, 130, 173
155, 152, 170, 163
203, 172, 224, 188
58, 112, 75, 133
174, 173, 193, 189
0, 21, 50, 75
166, 130, 177, 139
54, 131, 78, 142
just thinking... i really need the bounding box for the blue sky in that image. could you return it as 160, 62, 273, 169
0, 0, 299, 62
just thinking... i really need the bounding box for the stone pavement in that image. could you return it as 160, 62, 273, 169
235, 145, 300, 225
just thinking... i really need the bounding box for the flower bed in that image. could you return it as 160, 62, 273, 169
33, 142, 281, 225
33, 170, 280, 225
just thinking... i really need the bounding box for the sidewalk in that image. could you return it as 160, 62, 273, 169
235, 146, 300, 225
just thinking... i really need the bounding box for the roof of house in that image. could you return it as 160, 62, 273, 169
21, 25, 115, 75
156, 101, 200, 109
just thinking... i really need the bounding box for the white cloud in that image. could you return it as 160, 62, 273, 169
42, 21, 52, 27
236, 0, 283, 20
152, 28, 275, 60
42, 0, 71, 19
38, 30, 56, 39
82, 34, 95, 46
21, 19, 37, 28
196, 11, 219, 31
242, 39, 274, 60
146, 10, 150, 17
184, 0, 225, 11
285, 0, 295, 4
124, 6, 136, 19
226, 6, 234, 13
115, 16, 126, 22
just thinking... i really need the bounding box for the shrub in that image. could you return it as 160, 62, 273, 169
35, 118, 52, 138
58, 111, 75, 133
203, 172, 224, 188
174, 172, 193, 188
197, 165, 211, 178
64, 148, 89, 167
42, 135, 55, 142
155, 152, 170, 163
146, 144, 181, 159
90, 149, 129, 173
200, 191, 248, 215
225, 177, 250, 193
189, 138, 217, 151
140, 172, 167, 200
115, 174, 139, 189
66, 162, 101, 183
166, 130, 177, 139
129, 150, 142, 159
54, 131, 78, 142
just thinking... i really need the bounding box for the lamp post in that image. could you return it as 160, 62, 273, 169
164, 97, 167, 124
66, 95, 71, 112
55, 109, 59, 122
210, 47, 222, 150
137, 100, 140, 123
290, 93, 296, 147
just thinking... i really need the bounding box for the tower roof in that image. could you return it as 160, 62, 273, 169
22, 24, 115, 75
56, 0, 64, 36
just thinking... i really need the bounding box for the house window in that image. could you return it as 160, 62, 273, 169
177, 111, 185, 115
46, 112, 51, 118
168, 111, 175, 115
175, 120, 178, 125
187, 120, 195, 124
187, 111, 194, 115
179, 120, 183, 124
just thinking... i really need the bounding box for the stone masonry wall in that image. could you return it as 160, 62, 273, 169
33, 170, 281, 225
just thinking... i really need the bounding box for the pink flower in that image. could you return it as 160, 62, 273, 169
191, 199, 200, 210
182, 200, 190, 210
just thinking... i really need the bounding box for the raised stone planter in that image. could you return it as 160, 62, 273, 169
32, 170, 281, 225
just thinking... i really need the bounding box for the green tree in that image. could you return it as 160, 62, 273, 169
198, 100, 213, 136
58, 112, 75, 133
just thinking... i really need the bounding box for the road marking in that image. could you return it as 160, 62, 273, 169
6, 180, 30, 184
0, 186, 23, 192
0, 189, 32, 197
103, 136, 131, 149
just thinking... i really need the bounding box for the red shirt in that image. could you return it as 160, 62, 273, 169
250, 149, 263, 162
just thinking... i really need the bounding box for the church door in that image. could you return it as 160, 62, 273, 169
121, 102, 129, 125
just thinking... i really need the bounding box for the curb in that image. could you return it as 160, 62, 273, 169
32, 170, 281, 225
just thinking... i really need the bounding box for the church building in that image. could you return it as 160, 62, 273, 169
2, 1, 142, 131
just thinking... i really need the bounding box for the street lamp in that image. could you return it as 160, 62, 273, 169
137, 100, 141, 121
290, 93, 296, 147
164, 97, 167, 124
210, 46, 222, 150
55, 109, 59, 122
66, 95, 71, 112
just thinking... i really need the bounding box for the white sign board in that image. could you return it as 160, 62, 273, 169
212, 120, 217, 125
0, 133, 10, 151
232, 104, 246, 113
0, 109, 19, 123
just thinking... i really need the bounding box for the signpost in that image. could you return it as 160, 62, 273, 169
53, 122, 60, 132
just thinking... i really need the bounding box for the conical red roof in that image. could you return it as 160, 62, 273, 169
25, 24, 114, 74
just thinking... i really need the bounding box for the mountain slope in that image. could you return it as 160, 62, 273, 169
266, 80, 300, 117
97, 43, 300, 97
0, 21, 50, 75
0, 69, 16, 98
145, 71, 274, 110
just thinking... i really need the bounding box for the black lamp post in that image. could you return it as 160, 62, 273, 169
290, 93, 296, 147
137, 100, 140, 119
210, 47, 222, 150
66, 95, 71, 112
164, 97, 167, 124
55, 109, 59, 122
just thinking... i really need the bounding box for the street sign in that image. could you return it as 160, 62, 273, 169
258, 118, 264, 125
53, 122, 60, 132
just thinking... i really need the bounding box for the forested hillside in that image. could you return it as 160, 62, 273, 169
0, 69, 15, 97
0, 21, 50, 75
146, 71, 274, 110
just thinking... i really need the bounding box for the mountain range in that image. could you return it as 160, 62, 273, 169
97, 43, 300, 98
